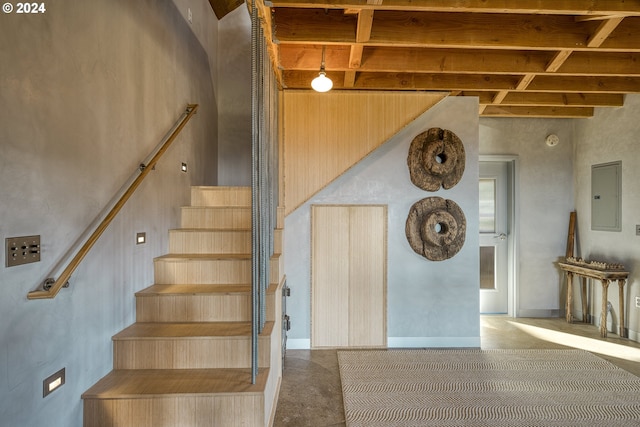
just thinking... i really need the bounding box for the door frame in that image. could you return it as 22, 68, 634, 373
479, 155, 519, 317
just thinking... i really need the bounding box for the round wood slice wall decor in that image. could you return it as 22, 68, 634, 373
405, 197, 466, 261
407, 127, 465, 191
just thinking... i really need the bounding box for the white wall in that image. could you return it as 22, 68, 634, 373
217, 6, 252, 185
479, 118, 575, 317
573, 95, 640, 340
0, 1, 218, 425
285, 97, 480, 349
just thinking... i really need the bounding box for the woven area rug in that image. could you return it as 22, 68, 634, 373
338, 349, 640, 426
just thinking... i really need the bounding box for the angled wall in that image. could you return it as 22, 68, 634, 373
283, 91, 447, 214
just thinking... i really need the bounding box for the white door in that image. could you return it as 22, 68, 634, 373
479, 162, 509, 314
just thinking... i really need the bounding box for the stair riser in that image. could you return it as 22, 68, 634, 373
154, 257, 282, 285
168, 230, 251, 254
180, 207, 251, 229
168, 229, 283, 254
113, 337, 271, 369
191, 187, 251, 207
136, 294, 276, 323
84, 395, 264, 427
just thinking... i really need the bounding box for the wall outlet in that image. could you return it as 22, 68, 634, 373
187, 7, 192, 24
636, 296, 640, 308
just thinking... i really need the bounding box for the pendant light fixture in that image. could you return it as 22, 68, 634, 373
311, 46, 333, 92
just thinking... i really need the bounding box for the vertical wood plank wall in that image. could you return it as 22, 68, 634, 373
283, 91, 446, 215
311, 205, 387, 348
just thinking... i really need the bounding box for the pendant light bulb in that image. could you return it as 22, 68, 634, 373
312, 46, 333, 92
312, 70, 333, 92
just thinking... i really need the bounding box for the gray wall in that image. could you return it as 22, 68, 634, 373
0, 1, 218, 425
479, 118, 575, 317
573, 95, 640, 340
285, 97, 481, 348
217, 6, 252, 185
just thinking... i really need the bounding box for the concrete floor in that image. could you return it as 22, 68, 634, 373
273, 316, 640, 427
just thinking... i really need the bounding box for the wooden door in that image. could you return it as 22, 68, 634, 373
311, 205, 387, 348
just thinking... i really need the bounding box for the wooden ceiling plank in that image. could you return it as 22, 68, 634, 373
268, 1, 640, 16
546, 49, 573, 72
481, 105, 594, 118
587, 17, 625, 48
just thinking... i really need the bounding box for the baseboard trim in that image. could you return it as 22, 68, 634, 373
517, 309, 560, 318
388, 337, 481, 348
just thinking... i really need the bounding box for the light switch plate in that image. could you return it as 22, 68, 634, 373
6, 235, 40, 267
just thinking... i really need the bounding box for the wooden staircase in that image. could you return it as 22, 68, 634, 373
83, 186, 283, 427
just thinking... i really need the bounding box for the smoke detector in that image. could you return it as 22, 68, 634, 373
545, 134, 559, 147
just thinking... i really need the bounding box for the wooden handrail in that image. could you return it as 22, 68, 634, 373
28, 104, 199, 300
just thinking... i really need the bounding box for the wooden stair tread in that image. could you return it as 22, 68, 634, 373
136, 283, 278, 296
155, 253, 281, 261
181, 206, 251, 210
82, 368, 268, 398
114, 321, 274, 339
169, 228, 251, 232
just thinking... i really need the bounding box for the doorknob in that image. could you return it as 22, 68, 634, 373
496, 233, 507, 241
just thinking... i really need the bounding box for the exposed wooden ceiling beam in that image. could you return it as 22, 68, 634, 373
283, 70, 640, 93
268, 1, 640, 16
279, 45, 640, 77
273, 9, 640, 52
482, 105, 594, 118
528, 76, 640, 93
469, 92, 625, 107
265, 0, 640, 118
